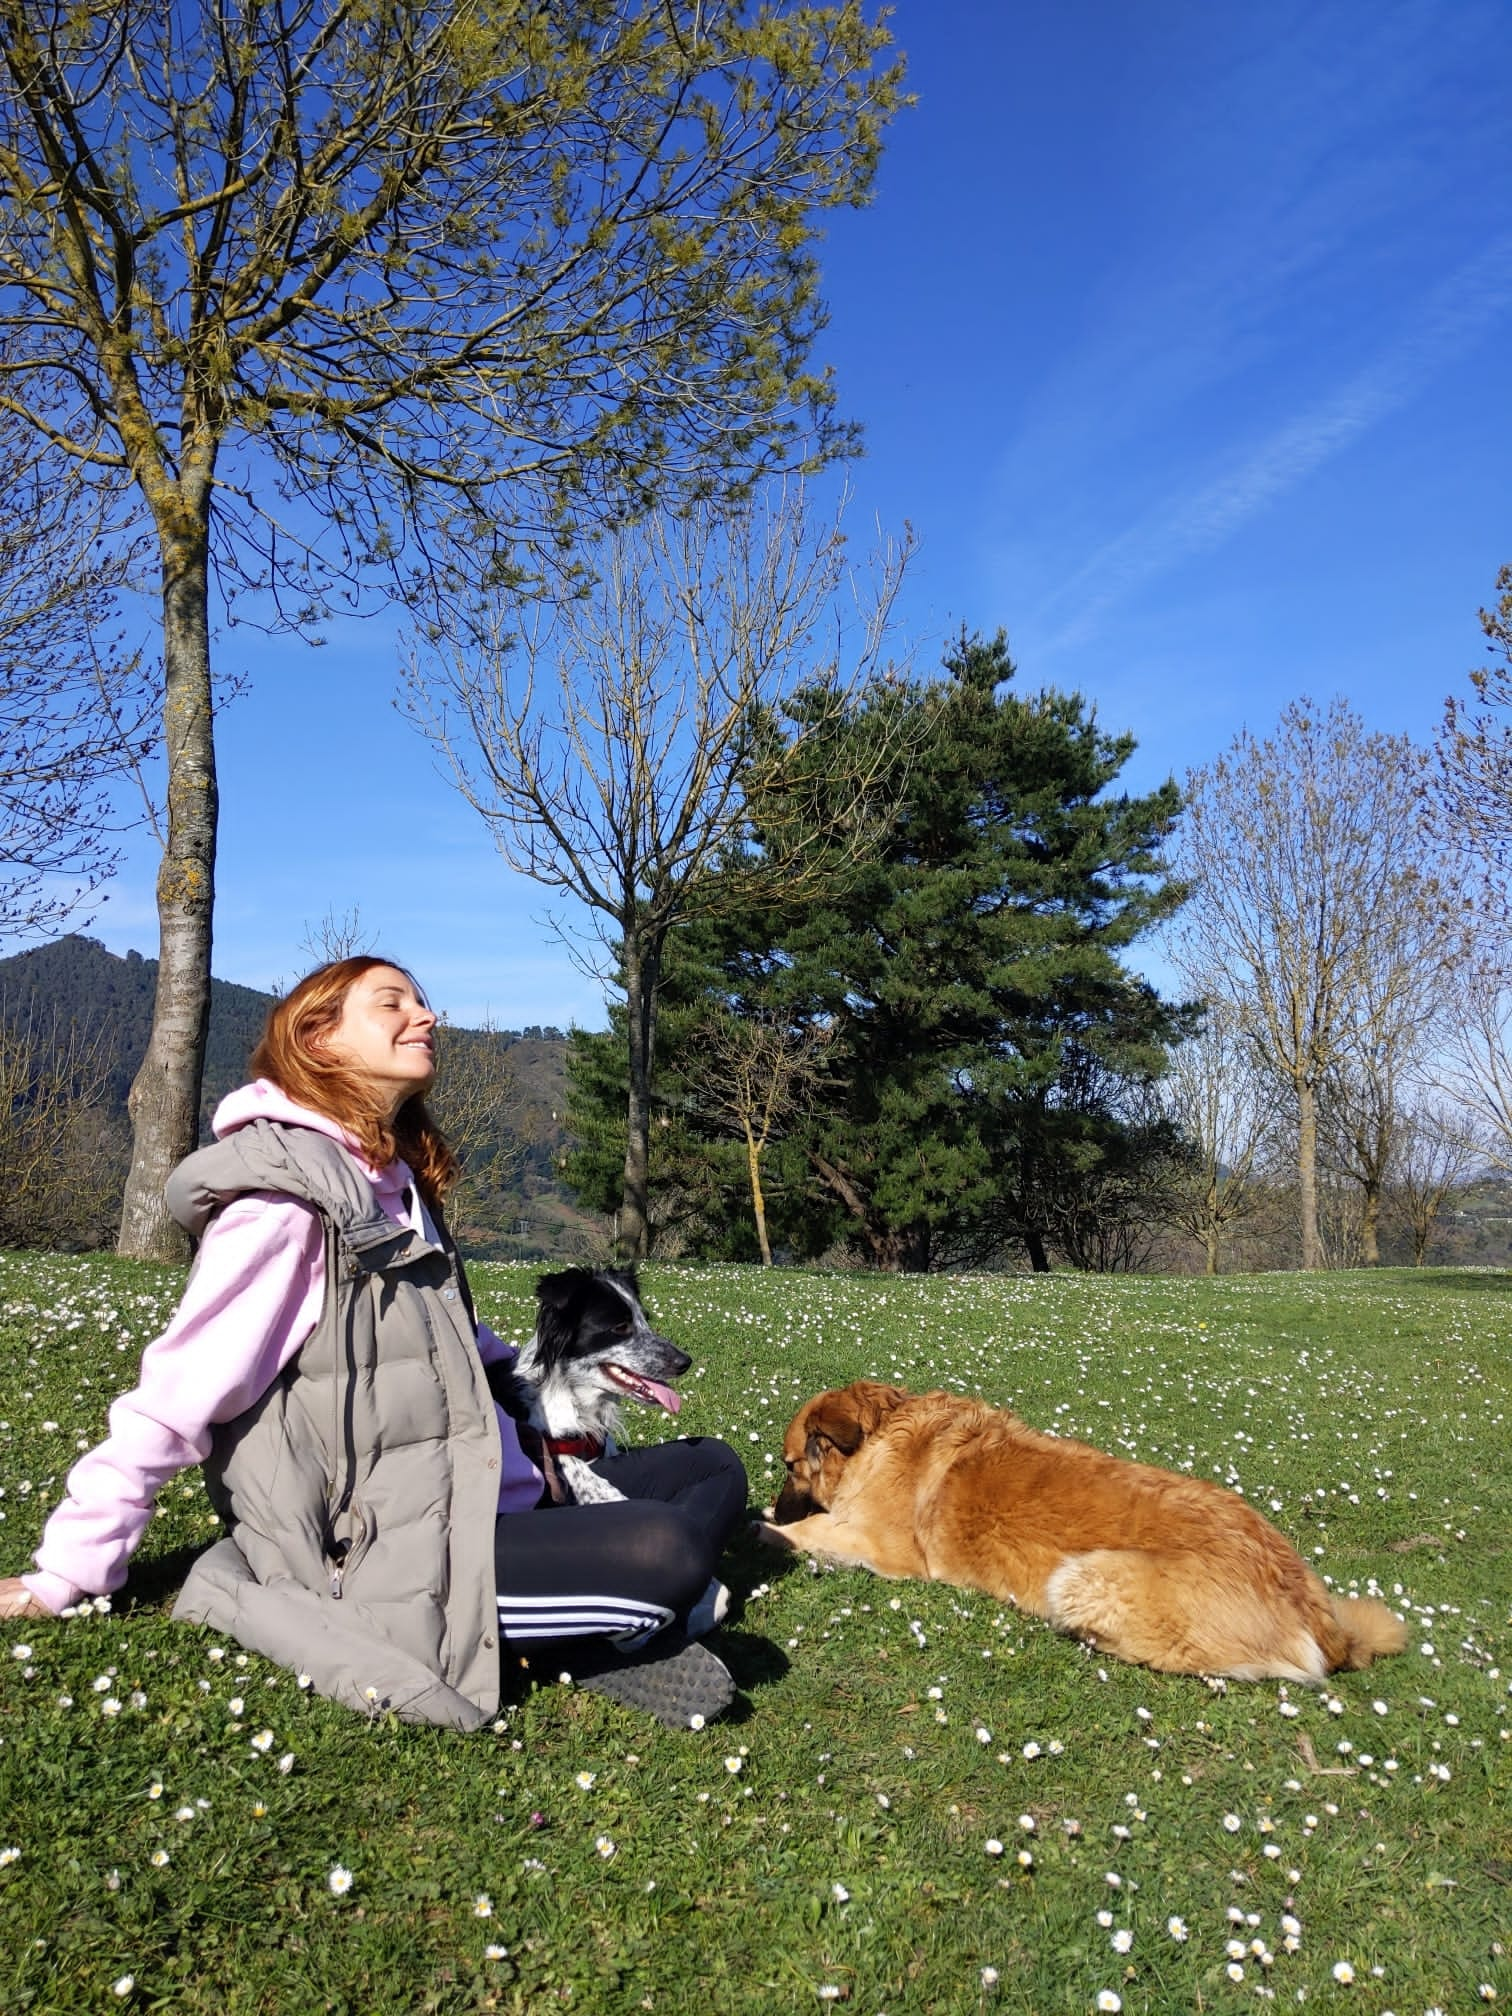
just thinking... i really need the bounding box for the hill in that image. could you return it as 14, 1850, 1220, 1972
0, 935, 599, 1259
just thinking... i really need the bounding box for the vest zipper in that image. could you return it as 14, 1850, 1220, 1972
329, 1504, 369, 1600
329, 1247, 362, 1599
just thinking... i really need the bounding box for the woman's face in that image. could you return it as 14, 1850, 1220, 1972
322, 964, 437, 1116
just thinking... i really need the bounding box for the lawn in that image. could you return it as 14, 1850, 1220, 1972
0, 1254, 1508, 2014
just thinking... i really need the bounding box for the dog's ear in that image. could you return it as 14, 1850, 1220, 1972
804, 1380, 906, 1460
851, 1380, 907, 1434
604, 1265, 641, 1303
536, 1268, 594, 1310
534, 1268, 595, 1354
804, 1387, 868, 1458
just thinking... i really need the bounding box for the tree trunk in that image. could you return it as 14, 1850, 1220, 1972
617, 928, 661, 1263
896, 1223, 932, 1273
1360, 1178, 1381, 1267
743, 1120, 773, 1266
1024, 1224, 1051, 1273
808, 1151, 893, 1268
117, 509, 218, 1262
1297, 1077, 1322, 1271
1204, 1176, 1221, 1275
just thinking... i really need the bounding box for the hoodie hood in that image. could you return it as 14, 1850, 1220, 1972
212, 1080, 406, 1201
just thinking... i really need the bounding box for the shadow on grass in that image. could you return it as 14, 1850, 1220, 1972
120, 1526, 801, 1726
116, 1542, 205, 1611
500, 1626, 791, 1729
1386, 1269, 1512, 1292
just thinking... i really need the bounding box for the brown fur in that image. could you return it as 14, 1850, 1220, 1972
758, 1381, 1406, 1681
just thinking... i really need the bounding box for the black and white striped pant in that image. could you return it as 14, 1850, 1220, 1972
493, 1437, 747, 1648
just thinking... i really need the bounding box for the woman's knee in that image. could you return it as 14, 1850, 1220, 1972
700, 1436, 748, 1487
697, 1437, 750, 1530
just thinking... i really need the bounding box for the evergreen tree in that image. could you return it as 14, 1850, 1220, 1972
565, 632, 1192, 1270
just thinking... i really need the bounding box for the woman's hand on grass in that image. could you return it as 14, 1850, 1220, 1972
0, 1576, 44, 1619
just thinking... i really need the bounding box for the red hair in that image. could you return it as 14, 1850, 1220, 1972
249, 956, 460, 1207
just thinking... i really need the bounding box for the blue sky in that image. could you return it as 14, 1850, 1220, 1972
78, 0, 1512, 1030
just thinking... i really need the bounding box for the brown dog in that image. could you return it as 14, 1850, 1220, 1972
757, 1381, 1406, 1681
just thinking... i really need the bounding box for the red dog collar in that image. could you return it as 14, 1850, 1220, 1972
542, 1433, 604, 1460
519, 1423, 605, 1464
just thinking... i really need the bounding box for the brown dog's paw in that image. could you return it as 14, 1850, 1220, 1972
750, 1518, 798, 1551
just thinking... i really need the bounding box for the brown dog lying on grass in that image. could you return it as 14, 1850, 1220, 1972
756, 1381, 1406, 1682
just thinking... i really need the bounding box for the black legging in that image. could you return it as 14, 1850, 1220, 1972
493, 1437, 748, 1648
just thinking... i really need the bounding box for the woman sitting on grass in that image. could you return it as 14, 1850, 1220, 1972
0, 957, 746, 1729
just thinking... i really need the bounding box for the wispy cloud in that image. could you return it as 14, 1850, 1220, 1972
1029, 232, 1512, 657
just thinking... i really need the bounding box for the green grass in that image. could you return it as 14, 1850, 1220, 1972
1, 1255, 1509, 2015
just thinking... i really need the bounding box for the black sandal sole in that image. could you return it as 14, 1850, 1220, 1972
561, 1634, 735, 1728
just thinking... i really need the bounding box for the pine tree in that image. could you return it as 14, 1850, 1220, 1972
565, 632, 1191, 1270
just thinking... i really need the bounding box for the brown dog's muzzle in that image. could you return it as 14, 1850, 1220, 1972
772, 1473, 817, 1523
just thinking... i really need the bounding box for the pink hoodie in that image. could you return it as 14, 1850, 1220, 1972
23, 1081, 544, 1615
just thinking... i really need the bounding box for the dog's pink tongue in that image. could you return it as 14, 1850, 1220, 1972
646, 1380, 681, 1416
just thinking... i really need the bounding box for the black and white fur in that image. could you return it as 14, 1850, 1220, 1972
489, 1268, 691, 1507
488, 1268, 731, 1637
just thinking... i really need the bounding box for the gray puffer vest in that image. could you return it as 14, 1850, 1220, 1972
165, 1118, 503, 1730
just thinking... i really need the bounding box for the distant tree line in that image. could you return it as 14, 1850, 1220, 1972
0, 936, 572, 1257
7, 557, 1512, 1275
558, 580, 1512, 1276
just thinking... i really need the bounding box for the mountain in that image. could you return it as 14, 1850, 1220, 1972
0, 935, 597, 1260
0, 932, 276, 1122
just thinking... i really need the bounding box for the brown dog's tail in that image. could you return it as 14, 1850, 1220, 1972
1330, 1596, 1409, 1670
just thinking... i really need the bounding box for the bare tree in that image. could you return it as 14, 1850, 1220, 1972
1314, 885, 1459, 1265
298, 907, 378, 969
406, 488, 912, 1258
0, 999, 128, 1248
680, 1008, 834, 1265
1157, 996, 1274, 1274
428, 1015, 543, 1233
1437, 562, 1512, 897
1391, 1095, 1480, 1266
1436, 953, 1512, 1174
1175, 698, 1466, 1271
0, 0, 905, 1258
1317, 1059, 1396, 1265
0, 410, 151, 940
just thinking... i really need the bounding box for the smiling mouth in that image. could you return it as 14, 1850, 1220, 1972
604, 1364, 682, 1414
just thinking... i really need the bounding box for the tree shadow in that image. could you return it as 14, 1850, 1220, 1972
1387, 1269, 1512, 1292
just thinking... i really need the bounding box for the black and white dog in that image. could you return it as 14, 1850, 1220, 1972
488, 1268, 692, 1507
488, 1267, 731, 1636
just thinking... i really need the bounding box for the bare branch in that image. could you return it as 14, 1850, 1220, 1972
1156, 995, 1272, 1273
0, 996, 129, 1247
1171, 697, 1469, 1269
403, 483, 913, 1257
0, 407, 151, 940
1435, 561, 1512, 905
